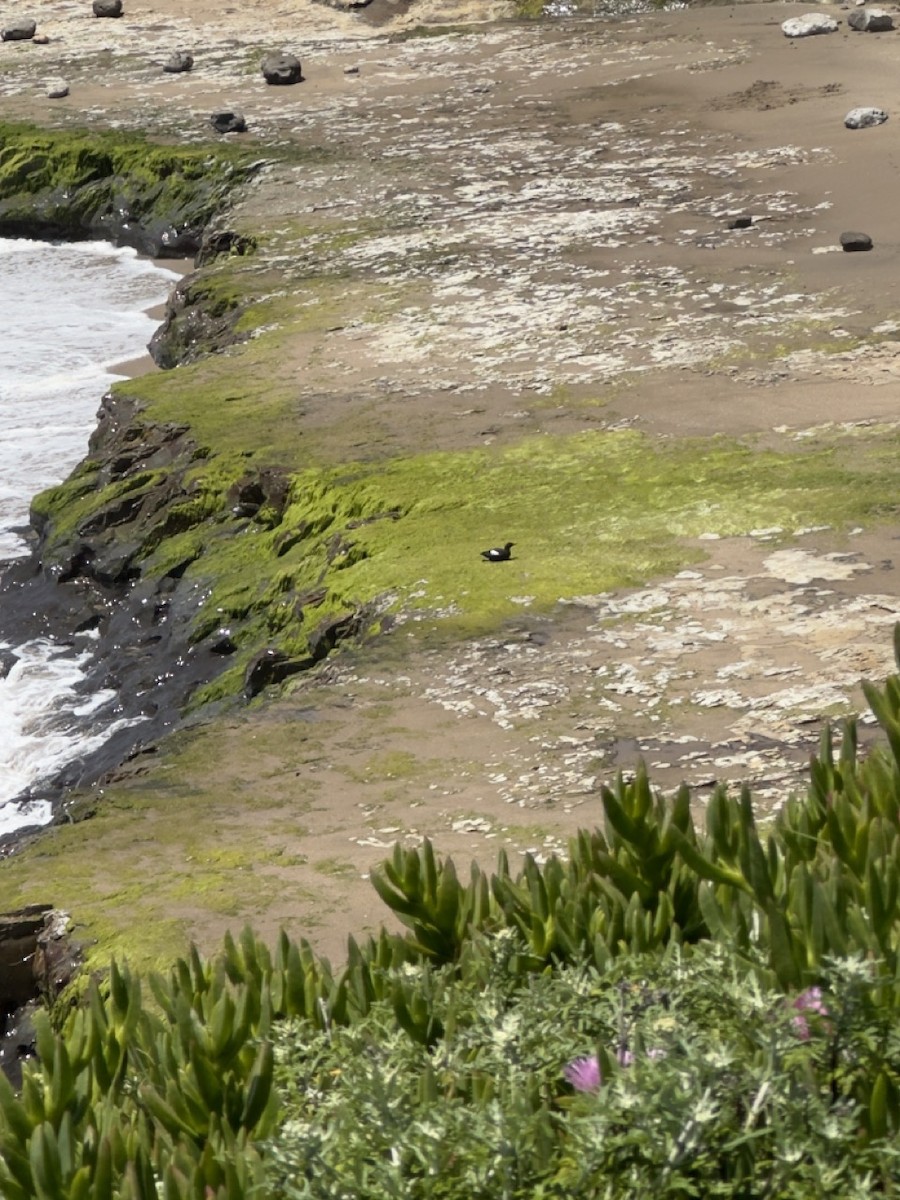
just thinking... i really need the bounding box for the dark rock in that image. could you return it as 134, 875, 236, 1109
1, 19, 37, 40
210, 109, 246, 134
307, 611, 360, 660
163, 50, 193, 73
261, 52, 303, 85
295, 585, 327, 611
840, 231, 873, 251
92, 0, 123, 16
1, 1002, 38, 1089
848, 6, 893, 29
243, 648, 306, 698
208, 631, 237, 655
728, 216, 753, 230
0, 906, 51, 1006
47, 79, 69, 98
149, 274, 247, 368
0, 141, 234, 257
228, 470, 290, 523
194, 229, 257, 266
0, 647, 18, 679
0, 906, 80, 1086
0, 394, 239, 818
243, 611, 364, 700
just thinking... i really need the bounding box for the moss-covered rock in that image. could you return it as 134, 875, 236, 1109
0, 121, 250, 255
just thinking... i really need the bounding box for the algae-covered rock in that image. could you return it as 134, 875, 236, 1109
149, 273, 249, 367
0, 122, 247, 255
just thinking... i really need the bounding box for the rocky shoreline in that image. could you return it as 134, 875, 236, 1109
0, 150, 249, 842
4, 0, 900, 972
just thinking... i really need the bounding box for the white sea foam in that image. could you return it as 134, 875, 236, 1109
0, 238, 179, 836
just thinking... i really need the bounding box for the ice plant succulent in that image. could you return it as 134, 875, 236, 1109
564, 1055, 602, 1092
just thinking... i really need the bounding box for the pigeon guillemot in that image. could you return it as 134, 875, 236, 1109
481, 542, 515, 562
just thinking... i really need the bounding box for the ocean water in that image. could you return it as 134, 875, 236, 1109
0, 238, 179, 837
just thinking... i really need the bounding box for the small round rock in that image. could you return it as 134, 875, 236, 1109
47, 79, 69, 98
163, 50, 193, 73
93, 0, 123, 15
840, 231, 873, 251
210, 109, 246, 134
844, 106, 888, 129
261, 51, 302, 85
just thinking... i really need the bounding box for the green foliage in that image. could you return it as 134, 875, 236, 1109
0, 957, 275, 1200
266, 945, 900, 1198
11, 632, 900, 1194
370, 839, 494, 962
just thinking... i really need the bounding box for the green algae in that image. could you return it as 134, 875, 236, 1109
99, 423, 900, 699
351, 750, 438, 783
313, 858, 358, 878
0, 121, 248, 244
48, 370, 900, 670
513, 0, 548, 16
252, 427, 899, 638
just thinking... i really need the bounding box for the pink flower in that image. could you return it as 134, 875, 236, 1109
791, 986, 829, 1041
564, 1055, 602, 1092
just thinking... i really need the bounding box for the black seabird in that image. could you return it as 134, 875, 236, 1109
481, 541, 515, 562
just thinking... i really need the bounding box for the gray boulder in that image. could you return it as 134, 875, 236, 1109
1, 19, 37, 41
210, 109, 246, 134
844, 106, 888, 129
261, 51, 302, 85
163, 50, 193, 73
47, 79, 69, 98
848, 6, 894, 30
92, 0, 123, 16
782, 12, 839, 36
840, 231, 873, 251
